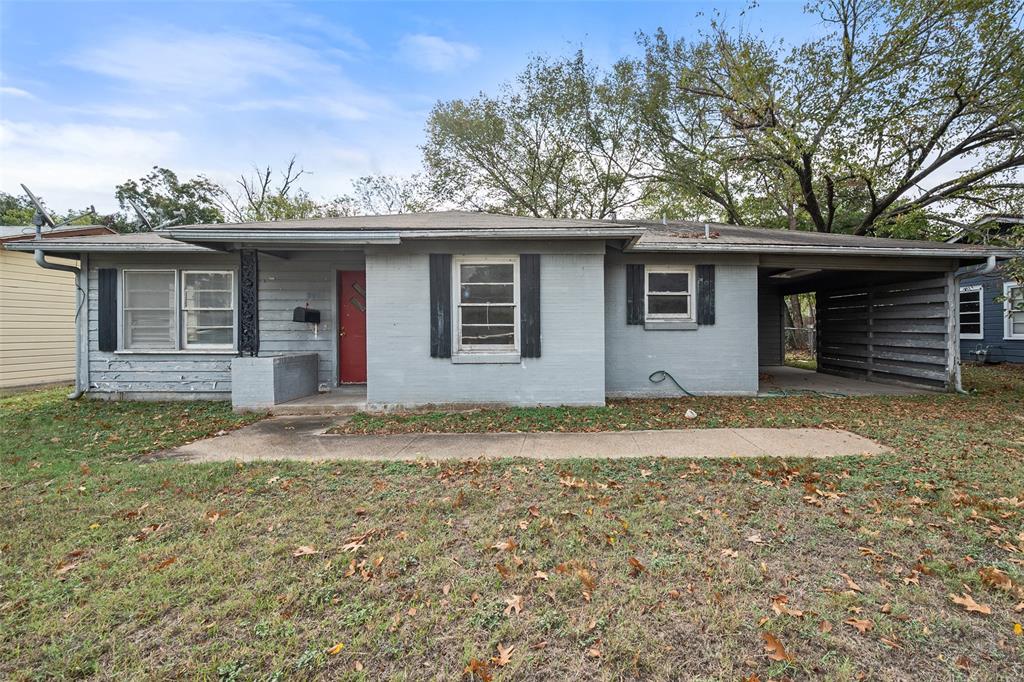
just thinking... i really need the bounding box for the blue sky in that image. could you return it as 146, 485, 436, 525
0, 1, 814, 213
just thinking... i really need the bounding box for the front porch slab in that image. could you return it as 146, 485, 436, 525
270, 385, 367, 415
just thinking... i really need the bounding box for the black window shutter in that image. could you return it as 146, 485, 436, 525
429, 253, 452, 358
520, 254, 541, 358
98, 268, 118, 352
696, 264, 716, 325
626, 263, 645, 325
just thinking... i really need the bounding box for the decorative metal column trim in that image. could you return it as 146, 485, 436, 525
239, 249, 260, 356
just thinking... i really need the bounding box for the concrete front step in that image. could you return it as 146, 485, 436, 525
267, 388, 367, 416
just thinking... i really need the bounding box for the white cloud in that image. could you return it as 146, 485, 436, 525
231, 92, 387, 122
71, 29, 333, 94
0, 86, 35, 99
398, 34, 479, 73
0, 119, 182, 211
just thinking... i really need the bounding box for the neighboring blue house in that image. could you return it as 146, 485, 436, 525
958, 271, 1023, 364
951, 216, 1024, 364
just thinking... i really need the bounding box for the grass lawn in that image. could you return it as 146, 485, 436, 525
2, 369, 1023, 680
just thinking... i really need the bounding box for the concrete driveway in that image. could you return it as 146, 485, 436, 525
157, 416, 891, 462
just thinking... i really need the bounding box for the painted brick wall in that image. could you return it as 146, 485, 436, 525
365, 241, 606, 408
604, 252, 760, 396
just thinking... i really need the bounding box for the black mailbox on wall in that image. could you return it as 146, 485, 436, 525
293, 307, 321, 324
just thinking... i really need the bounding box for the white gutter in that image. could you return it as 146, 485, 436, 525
164, 229, 402, 244
952, 255, 999, 394
627, 241, 1019, 259
33, 247, 86, 399
6, 241, 212, 253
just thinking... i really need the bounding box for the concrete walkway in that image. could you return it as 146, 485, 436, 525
159, 416, 891, 462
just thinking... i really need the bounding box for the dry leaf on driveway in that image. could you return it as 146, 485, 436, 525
292, 545, 318, 557
949, 592, 992, 615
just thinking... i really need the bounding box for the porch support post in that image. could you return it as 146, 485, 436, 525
239, 249, 260, 356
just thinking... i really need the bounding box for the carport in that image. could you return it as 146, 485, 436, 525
757, 252, 994, 392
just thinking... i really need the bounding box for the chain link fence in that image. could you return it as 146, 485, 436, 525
785, 326, 816, 354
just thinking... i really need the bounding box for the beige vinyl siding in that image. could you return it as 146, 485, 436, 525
0, 249, 78, 389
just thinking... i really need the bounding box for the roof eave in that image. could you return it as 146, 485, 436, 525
164, 229, 401, 244
627, 241, 1020, 259
2, 240, 215, 253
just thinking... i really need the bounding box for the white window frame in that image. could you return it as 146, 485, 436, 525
121, 269, 179, 350
452, 255, 520, 354
958, 284, 984, 340
645, 265, 695, 321
1005, 281, 1024, 341
181, 270, 236, 350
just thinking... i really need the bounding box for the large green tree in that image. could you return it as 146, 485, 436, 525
637, 0, 1024, 235
423, 52, 653, 219
115, 167, 224, 230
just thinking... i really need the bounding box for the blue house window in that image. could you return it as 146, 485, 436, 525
1006, 282, 1024, 340
958, 285, 983, 340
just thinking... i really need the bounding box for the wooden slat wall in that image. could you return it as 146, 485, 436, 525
817, 276, 951, 390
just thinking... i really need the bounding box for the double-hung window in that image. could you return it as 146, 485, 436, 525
123, 270, 178, 349
121, 269, 235, 351
645, 266, 694, 320
182, 271, 235, 348
958, 285, 984, 340
1006, 282, 1024, 340
454, 256, 518, 352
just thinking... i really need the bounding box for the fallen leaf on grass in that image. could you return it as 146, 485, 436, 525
153, 556, 177, 571
845, 618, 874, 634
979, 566, 1014, 592
770, 594, 804, 618
492, 643, 514, 667
533, 570, 548, 581
746, 533, 765, 545
504, 594, 523, 616
530, 640, 548, 650
628, 556, 646, 576
326, 642, 344, 655
491, 538, 517, 553
464, 659, 492, 681
293, 545, 318, 557
54, 560, 79, 576
587, 646, 602, 658
949, 592, 992, 615
1013, 622, 1022, 636
819, 620, 833, 633
762, 632, 795, 662
838, 572, 863, 593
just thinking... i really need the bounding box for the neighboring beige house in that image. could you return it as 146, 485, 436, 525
0, 226, 114, 392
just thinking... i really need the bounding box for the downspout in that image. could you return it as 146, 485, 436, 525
34, 244, 86, 400
952, 255, 998, 394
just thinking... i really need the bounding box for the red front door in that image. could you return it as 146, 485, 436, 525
338, 271, 367, 383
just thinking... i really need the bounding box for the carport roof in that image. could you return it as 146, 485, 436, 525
630, 221, 1020, 258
